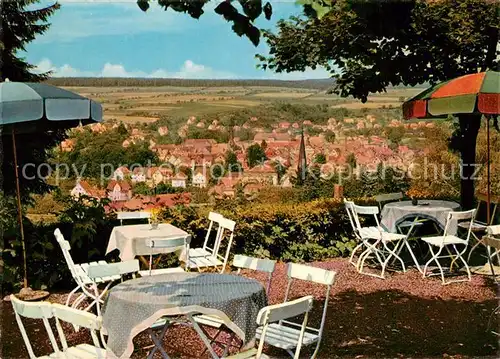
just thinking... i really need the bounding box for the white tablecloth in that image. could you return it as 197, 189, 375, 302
106, 223, 189, 261
381, 200, 461, 234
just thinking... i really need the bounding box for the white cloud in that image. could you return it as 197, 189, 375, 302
35, 58, 239, 79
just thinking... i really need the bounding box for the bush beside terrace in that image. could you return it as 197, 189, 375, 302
2, 196, 363, 293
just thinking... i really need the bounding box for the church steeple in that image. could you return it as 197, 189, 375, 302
297, 126, 307, 184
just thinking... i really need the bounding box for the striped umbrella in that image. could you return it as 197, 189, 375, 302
403, 70, 499, 223
0, 79, 102, 289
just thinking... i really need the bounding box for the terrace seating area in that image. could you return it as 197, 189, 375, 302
5, 197, 500, 359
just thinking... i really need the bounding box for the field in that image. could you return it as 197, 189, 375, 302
64, 83, 423, 123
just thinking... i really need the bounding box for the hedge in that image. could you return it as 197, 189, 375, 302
2, 197, 365, 293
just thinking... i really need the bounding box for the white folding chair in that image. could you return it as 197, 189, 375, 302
117, 211, 151, 225
52, 302, 106, 358
10, 295, 60, 359
464, 195, 499, 261
374, 192, 425, 234
188, 216, 236, 273
195, 255, 277, 356
139, 235, 191, 276
344, 199, 377, 269
226, 296, 315, 359
422, 209, 476, 285
54, 228, 139, 315
256, 263, 335, 359
188, 212, 224, 259
352, 204, 408, 279
485, 225, 500, 336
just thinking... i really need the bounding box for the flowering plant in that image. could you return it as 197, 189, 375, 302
149, 208, 161, 224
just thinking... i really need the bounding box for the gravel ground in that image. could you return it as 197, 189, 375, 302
2, 258, 499, 359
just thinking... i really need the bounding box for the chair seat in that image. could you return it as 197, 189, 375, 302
422, 235, 468, 247
138, 267, 185, 277
78, 262, 122, 284
255, 323, 319, 350
225, 348, 261, 359
193, 314, 225, 328
189, 247, 213, 258
458, 221, 487, 232
188, 255, 223, 269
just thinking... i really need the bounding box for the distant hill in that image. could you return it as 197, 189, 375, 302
45, 77, 336, 90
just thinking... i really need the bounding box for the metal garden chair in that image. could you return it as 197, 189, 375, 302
54, 228, 139, 315
255, 263, 335, 359
187, 216, 236, 273
117, 211, 151, 225
195, 255, 277, 356
226, 296, 314, 359
139, 235, 191, 277
352, 204, 408, 279
422, 209, 476, 285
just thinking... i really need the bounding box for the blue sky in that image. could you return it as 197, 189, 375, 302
28, 1, 330, 80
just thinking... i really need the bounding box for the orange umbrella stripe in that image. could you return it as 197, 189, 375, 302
431, 72, 486, 98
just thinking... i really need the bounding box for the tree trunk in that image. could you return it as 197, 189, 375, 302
458, 114, 481, 210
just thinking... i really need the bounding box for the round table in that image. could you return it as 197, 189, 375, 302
101, 272, 267, 359
381, 200, 461, 234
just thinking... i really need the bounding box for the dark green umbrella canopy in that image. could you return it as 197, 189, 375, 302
0, 81, 102, 133
0, 80, 102, 290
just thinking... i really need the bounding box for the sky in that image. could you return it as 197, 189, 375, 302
27, 1, 330, 80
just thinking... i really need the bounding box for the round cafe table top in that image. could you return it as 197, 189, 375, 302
101, 272, 267, 359
380, 200, 461, 234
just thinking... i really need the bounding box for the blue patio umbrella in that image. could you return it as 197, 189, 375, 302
0, 79, 102, 289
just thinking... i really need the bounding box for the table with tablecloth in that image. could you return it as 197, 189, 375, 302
101, 272, 267, 359
106, 223, 189, 261
381, 200, 461, 235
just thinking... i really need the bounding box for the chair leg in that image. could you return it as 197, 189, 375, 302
423, 244, 444, 283
349, 242, 364, 268
467, 232, 483, 262
454, 244, 471, 282
66, 285, 81, 306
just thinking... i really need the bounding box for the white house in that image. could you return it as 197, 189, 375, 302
106, 180, 132, 202
171, 172, 188, 188
113, 166, 130, 181
192, 170, 207, 188
131, 167, 146, 183
70, 180, 104, 199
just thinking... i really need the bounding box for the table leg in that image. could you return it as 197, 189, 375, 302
187, 314, 221, 359
138, 255, 150, 269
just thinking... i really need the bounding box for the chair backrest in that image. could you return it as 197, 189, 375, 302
86, 259, 140, 279
145, 235, 191, 275
255, 296, 314, 359
233, 254, 276, 295
54, 228, 83, 284
443, 209, 476, 243
51, 303, 104, 355
487, 225, 500, 236
213, 216, 237, 273
10, 295, 59, 359
284, 263, 336, 345
475, 194, 499, 226
201, 211, 224, 254
352, 204, 381, 231
117, 211, 151, 225
343, 199, 358, 234
374, 192, 403, 211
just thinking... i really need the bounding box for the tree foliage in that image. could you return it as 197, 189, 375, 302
246, 143, 267, 168
137, 0, 274, 46
258, 0, 499, 102
1, 0, 60, 82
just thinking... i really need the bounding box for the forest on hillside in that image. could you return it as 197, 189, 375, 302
45, 77, 335, 89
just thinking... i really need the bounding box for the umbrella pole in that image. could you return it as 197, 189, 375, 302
486, 115, 491, 224
11, 128, 28, 289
